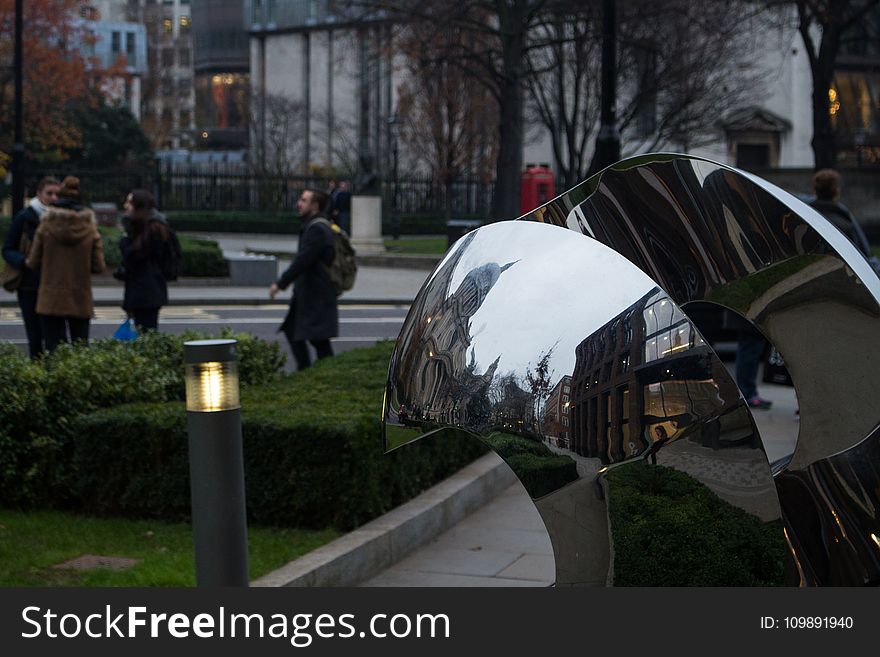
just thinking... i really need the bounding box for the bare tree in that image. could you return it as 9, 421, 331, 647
248, 93, 307, 210
396, 24, 498, 217
526, 15, 602, 189
344, 0, 587, 221
250, 92, 308, 177
527, 0, 765, 188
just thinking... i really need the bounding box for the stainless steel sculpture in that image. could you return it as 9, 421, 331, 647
383, 154, 880, 586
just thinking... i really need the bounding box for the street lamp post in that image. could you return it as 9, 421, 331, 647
184, 339, 249, 587
589, 0, 621, 175
12, 0, 25, 215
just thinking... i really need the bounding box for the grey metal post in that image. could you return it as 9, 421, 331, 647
12, 0, 24, 215
184, 340, 249, 587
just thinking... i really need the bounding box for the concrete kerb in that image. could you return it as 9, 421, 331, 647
250, 452, 517, 587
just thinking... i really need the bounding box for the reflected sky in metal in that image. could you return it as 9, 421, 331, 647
383, 154, 880, 586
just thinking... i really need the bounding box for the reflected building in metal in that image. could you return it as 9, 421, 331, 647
569, 288, 744, 465
383, 154, 880, 586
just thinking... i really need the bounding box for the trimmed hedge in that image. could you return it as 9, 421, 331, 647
482, 432, 579, 498
70, 343, 487, 530
98, 225, 228, 277
166, 210, 467, 236
169, 211, 300, 235
0, 331, 285, 507
606, 461, 786, 586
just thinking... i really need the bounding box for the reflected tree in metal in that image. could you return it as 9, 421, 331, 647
383, 154, 880, 586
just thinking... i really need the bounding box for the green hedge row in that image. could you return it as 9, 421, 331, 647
168, 211, 300, 235
482, 432, 579, 499
69, 343, 487, 530
0, 331, 285, 507
98, 226, 228, 277
166, 211, 470, 236
606, 461, 786, 586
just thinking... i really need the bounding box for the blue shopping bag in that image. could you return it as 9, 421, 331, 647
113, 318, 138, 341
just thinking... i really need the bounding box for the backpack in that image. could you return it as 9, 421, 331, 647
314, 217, 357, 295
158, 227, 183, 281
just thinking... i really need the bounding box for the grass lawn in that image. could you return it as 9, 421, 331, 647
383, 236, 447, 255
0, 509, 338, 586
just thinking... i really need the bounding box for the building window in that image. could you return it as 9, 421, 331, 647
162, 48, 175, 67
178, 78, 192, 95
179, 109, 191, 128
126, 33, 136, 66
178, 48, 191, 66
80, 4, 98, 20
562, 416, 569, 427
111, 31, 121, 54
161, 77, 174, 97
180, 15, 191, 32
736, 143, 771, 168
163, 18, 173, 34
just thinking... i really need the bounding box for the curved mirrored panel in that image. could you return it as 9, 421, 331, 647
522, 154, 880, 585
384, 154, 880, 586
384, 221, 781, 586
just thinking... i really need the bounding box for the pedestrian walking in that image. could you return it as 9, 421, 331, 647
117, 189, 170, 331
269, 188, 338, 370
722, 310, 772, 410
808, 168, 880, 274
2, 176, 60, 357
329, 180, 352, 234
25, 176, 105, 351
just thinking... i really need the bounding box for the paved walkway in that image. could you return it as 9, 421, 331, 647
362, 381, 799, 587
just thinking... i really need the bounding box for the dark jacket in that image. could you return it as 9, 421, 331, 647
119, 211, 170, 311
277, 214, 338, 341
25, 200, 105, 318
808, 199, 873, 259
2, 205, 42, 290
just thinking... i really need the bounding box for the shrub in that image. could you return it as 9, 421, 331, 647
606, 461, 786, 586
178, 234, 228, 277
168, 211, 300, 235
482, 432, 579, 498
96, 225, 227, 277
155, 211, 466, 236
70, 343, 488, 529
0, 346, 52, 506
0, 332, 285, 508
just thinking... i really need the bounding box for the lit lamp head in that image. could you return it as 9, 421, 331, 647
184, 339, 240, 413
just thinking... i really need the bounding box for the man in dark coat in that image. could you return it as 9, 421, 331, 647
2, 176, 60, 357
269, 188, 338, 370
808, 169, 878, 272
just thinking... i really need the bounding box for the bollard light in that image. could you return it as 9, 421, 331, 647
185, 358, 240, 412
184, 339, 249, 587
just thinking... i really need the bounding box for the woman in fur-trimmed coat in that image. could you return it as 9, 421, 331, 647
26, 176, 105, 351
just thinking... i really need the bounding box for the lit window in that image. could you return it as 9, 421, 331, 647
829, 87, 840, 116
163, 18, 173, 34
180, 15, 191, 31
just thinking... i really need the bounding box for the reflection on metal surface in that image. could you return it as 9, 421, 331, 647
383, 154, 880, 586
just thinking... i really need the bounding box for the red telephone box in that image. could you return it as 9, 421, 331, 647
520, 164, 555, 215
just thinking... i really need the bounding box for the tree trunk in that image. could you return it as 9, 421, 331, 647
490, 27, 525, 222
811, 81, 837, 170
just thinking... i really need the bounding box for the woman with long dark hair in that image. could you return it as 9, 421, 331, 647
118, 189, 170, 331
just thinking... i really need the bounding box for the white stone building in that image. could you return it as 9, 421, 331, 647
247, 2, 878, 180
